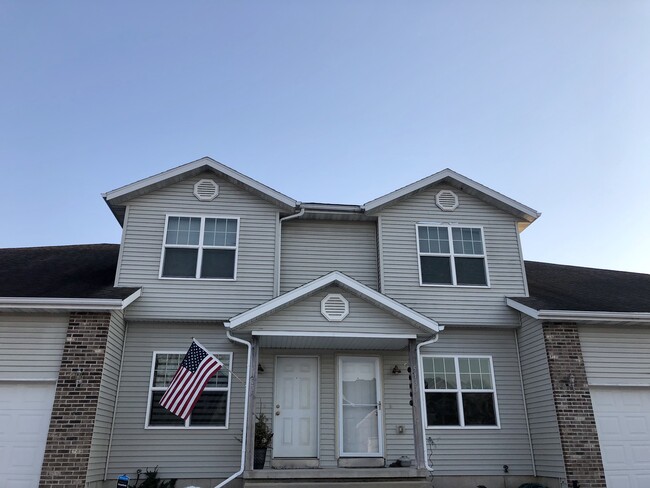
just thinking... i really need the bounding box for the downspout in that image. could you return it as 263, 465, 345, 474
104, 315, 127, 481
274, 207, 305, 297
216, 330, 252, 488
514, 325, 537, 476
416, 333, 441, 472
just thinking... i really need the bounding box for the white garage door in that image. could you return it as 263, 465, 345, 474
591, 387, 650, 488
0, 382, 56, 488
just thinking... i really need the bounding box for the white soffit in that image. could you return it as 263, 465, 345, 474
506, 298, 650, 323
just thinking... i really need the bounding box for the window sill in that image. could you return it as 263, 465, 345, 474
419, 283, 490, 288
425, 425, 501, 430
158, 276, 237, 282
144, 425, 229, 430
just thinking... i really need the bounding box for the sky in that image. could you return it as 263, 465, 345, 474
1, 1, 649, 273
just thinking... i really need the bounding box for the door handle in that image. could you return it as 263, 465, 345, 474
275, 410, 280, 416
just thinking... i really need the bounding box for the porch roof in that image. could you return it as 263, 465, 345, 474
225, 272, 441, 349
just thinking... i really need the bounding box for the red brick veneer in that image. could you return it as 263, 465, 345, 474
543, 323, 607, 488
40, 311, 111, 488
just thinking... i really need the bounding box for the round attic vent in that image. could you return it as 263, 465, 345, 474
194, 179, 219, 201
321, 293, 349, 322
435, 190, 459, 211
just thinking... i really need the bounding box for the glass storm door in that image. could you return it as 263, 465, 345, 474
338, 356, 383, 457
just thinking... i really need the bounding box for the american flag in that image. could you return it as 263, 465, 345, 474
159, 339, 224, 419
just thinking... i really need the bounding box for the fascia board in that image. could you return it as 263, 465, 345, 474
363, 168, 540, 222
506, 298, 650, 323
0, 289, 142, 311
506, 298, 540, 319
251, 330, 418, 339
226, 271, 440, 333
102, 157, 297, 210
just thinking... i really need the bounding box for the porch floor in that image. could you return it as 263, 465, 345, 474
243, 467, 430, 487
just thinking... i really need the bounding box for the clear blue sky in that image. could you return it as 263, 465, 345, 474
1, 1, 649, 273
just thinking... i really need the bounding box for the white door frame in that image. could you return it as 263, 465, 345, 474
273, 355, 320, 459
337, 355, 384, 458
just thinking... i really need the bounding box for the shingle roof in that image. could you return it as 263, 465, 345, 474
512, 261, 650, 313
0, 244, 139, 300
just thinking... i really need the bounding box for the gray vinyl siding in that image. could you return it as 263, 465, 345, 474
106, 322, 247, 481
280, 220, 378, 293
256, 349, 414, 467
517, 316, 566, 479
87, 311, 127, 483
238, 286, 426, 337
421, 327, 534, 475
580, 325, 650, 386
378, 184, 527, 327
0, 313, 67, 380
116, 172, 279, 320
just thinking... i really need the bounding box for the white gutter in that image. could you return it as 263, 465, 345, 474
506, 298, 650, 323
274, 207, 305, 296
216, 330, 252, 488
0, 289, 141, 311
416, 333, 441, 472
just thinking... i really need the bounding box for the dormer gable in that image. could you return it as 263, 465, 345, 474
363, 168, 540, 231
102, 156, 298, 225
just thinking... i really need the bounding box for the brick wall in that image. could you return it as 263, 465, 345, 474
543, 323, 607, 488
40, 311, 112, 488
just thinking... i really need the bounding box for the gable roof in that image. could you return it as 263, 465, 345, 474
226, 271, 441, 333
508, 261, 650, 322
363, 168, 540, 229
0, 244, 141, 310
103, 157, 298, 224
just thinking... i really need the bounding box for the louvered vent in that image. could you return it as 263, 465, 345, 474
193, 179, 219, 201
435, 190, 459, 211
321, 293, 349, 322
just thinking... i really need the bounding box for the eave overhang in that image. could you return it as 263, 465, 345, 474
225, 271, 441, 334
507, 297, 650, 324
363, 168, 540, 230
103, 157, 298, 225
0, 289, 141, 312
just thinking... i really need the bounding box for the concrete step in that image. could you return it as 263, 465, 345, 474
242, 467, 430, 487
244, 482, 430, 488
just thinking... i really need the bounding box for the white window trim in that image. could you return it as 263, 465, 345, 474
415, 223, 491, 288
158, 214, 240, 281
420, 354, 501, 430
145, 350, 233, 430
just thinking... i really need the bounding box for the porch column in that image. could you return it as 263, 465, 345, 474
244, 335, 260, 470
408, 339, 426, 469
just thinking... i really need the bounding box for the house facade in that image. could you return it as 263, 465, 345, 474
1, 157, 649, 488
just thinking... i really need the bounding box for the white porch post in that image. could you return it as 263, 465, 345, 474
408, 339, 426, 469
244, 335, 260, 470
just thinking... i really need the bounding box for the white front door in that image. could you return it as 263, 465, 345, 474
273, 357, 319, 458
338, 356, 383, 457
591, 387, 650, 488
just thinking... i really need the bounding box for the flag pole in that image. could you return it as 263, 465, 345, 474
192, 337, 245, 385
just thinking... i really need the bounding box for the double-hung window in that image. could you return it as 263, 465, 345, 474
161, 216, 239, 279
417, 225, 488, 286
147, 351, 232, 428
422, 356, 499, 428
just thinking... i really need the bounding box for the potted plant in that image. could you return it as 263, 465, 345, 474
253, 413, 273, 469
